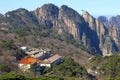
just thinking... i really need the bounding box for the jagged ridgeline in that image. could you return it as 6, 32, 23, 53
0, 3, 120, 56
98, 15, 120, 29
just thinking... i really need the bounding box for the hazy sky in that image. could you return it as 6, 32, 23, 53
0, 0, 120, 16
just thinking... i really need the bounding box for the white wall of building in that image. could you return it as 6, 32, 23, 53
18, 64, 31, 72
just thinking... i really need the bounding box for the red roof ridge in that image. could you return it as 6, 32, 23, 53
19, 57, 40, 64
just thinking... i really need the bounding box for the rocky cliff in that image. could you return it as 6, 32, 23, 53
98, 16, 109, 27
98, 15, 120, 30
0, 4, 120, 56
109, 16, 120, 29
0, 13, 2, 16
56, 5, 86, 42
34, 4, 120, 56
0, 8, 39, 28
56, 6, 103, 54
34, 4, 59, 27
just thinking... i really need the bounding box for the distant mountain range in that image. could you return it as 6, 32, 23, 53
98, 15, 120, 29
0, 3, 120, 56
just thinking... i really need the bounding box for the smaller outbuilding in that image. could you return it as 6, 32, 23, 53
40, 54, 63, 68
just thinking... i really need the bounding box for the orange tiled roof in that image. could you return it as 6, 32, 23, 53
19, 57, 41, 64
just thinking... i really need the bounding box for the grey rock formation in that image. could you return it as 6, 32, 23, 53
98, 15, 120, 29
0, 8, 38, 28
35, 4, 59, 27
109, 15, 120, 29
0, 4, 120, 56
56, 5, 85, 42
82, 11, 120, 56
98, 16, 109, 27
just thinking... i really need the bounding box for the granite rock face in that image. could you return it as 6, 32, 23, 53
55, 5, 86, 41
0, 4, 120, 56
109, 16, 120, 29
82, 11, 120, 56
98, 16, 109, 27
35, 4, 59, 27
0, 8, 38, 28
98, 15, 120, 29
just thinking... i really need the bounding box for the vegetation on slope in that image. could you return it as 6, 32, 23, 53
0, 57, 95, 80
89, 54, 120, 80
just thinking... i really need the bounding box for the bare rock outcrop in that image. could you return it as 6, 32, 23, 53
82, 11, 120, 56
34, 4, 120, 56
0, 3, 120, 56
98, 16, 109, 27
109, 16, 120, 29
55, 5, 85, 41
35, 4, 59, 27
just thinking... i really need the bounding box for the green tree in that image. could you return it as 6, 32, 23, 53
0, 40, 14, 49
0, 72, 26, 80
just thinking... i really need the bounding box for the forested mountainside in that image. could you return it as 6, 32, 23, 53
0, 3, 120, 80
0, 4, 120, 56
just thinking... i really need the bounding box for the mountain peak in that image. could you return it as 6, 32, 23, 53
42, 3, 58, 7
82, 10, 90, 16
34, 3, 59, 27
61, 5, 68, 10
6, 8, 29, 14
0, 4, 120, 56
82, 10, 95, 23
98, 16, 108, 22
59, 4, 84, 23
4, 8, 30, 18
39, 3, 59, 11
